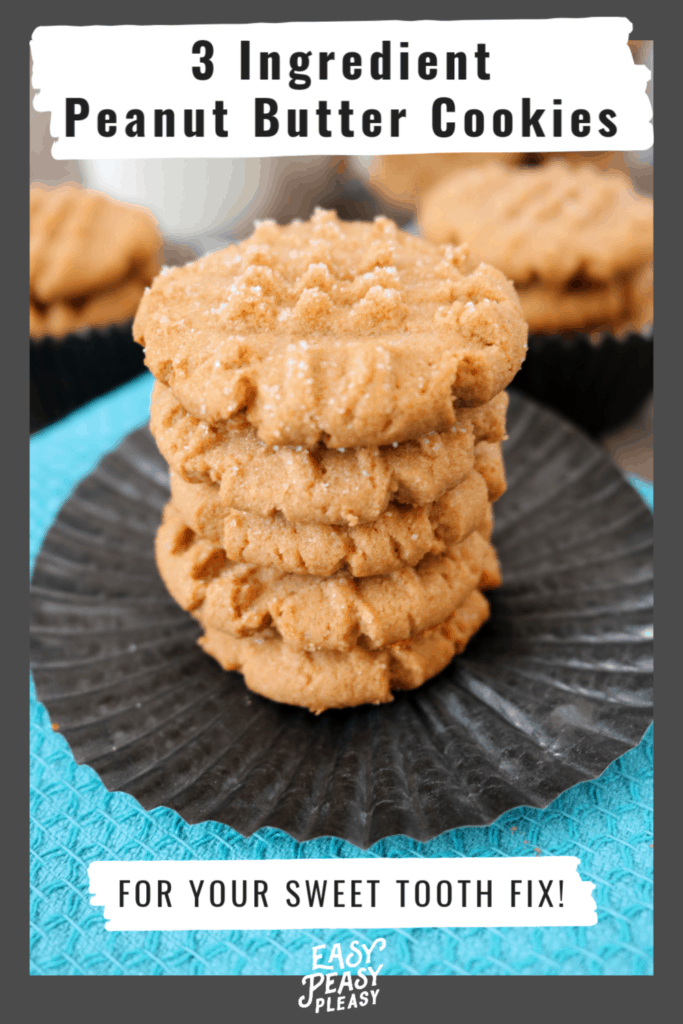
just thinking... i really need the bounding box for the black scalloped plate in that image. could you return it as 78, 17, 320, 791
30, 391, 653, 848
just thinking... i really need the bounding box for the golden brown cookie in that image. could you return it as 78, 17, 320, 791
419, 160, 653, 288
150, 380, 508, 525
30, 184, 162, 339
368, 153, 524, 212
473, 441, 506, 503
135, 209, 527, 446
198, 588, 491, 713
533, 152, 615, 171
515, 279, 631, 336
156, 502, 498, 652
29, 276, 154, 340
169, 464, 492, 577
625, 263, 654, 332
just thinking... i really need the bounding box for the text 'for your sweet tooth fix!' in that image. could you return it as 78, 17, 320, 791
116, 877, 566, 910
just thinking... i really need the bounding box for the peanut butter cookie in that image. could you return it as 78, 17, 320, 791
30, 184, 161, 339
368, 153, 523, 212
156, 502, 499, 652
135, 209, 526, 446
419, 160, 653, 336
198, 588, 491, 713
150, 380, 507, 525
169, 465, 494, 578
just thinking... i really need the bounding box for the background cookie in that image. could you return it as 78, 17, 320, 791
513, 280, 631, 338
30, 183, 163, 431
151, 381, 508, 525
626, 262, 654, 332
135, 209, 527, 446
170, 465, 492, 578
536, 151, 615, 171
30, 184, 161, 338
29, 276, 157, 340
366, 153, 524, 213
419, 160, 653, 338
156, 502, 497, 652
420, 160, 653, 288
198, 589, 491, 713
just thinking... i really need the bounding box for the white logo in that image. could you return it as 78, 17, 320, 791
298, 939, 386, 1013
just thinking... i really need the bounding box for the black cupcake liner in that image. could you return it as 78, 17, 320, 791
30, 392, 653, 847
30, 322, 146, 433
511, 329, 653, 437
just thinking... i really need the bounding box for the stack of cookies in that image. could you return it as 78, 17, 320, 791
135, 210, 528, 712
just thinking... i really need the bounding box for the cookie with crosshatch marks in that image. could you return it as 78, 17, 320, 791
169, 463, 494, 578
368, 152, 524, 212
30, 184, 162, 339
420, 160, 653, 288
155, 502, 500, 654
419, 160, 653, 335
134, 209, 527, 448
150, 379, 507, 526
198, 588, 492, 713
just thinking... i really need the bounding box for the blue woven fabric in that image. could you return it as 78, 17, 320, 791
30, 374, 653, 976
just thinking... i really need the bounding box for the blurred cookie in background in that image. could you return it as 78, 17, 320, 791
350, 152, 524, 220
419, 158, 653, 436
30, 184, 161, 339
419, 159, 652, 336
30, 184, 162, 431
529, 151, 615, 170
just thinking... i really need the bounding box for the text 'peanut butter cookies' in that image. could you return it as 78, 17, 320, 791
151, 380, 507, 525
198, 589, 491, 713
170, 465, 493, 578
135, 209, 527, 447
156, 503, 499, 653
420, 160, 653, 288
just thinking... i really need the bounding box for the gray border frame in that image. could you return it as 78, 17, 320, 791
21, 0, 667, 1008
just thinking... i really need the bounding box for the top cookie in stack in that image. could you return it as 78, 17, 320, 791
135, 210, 528, 712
